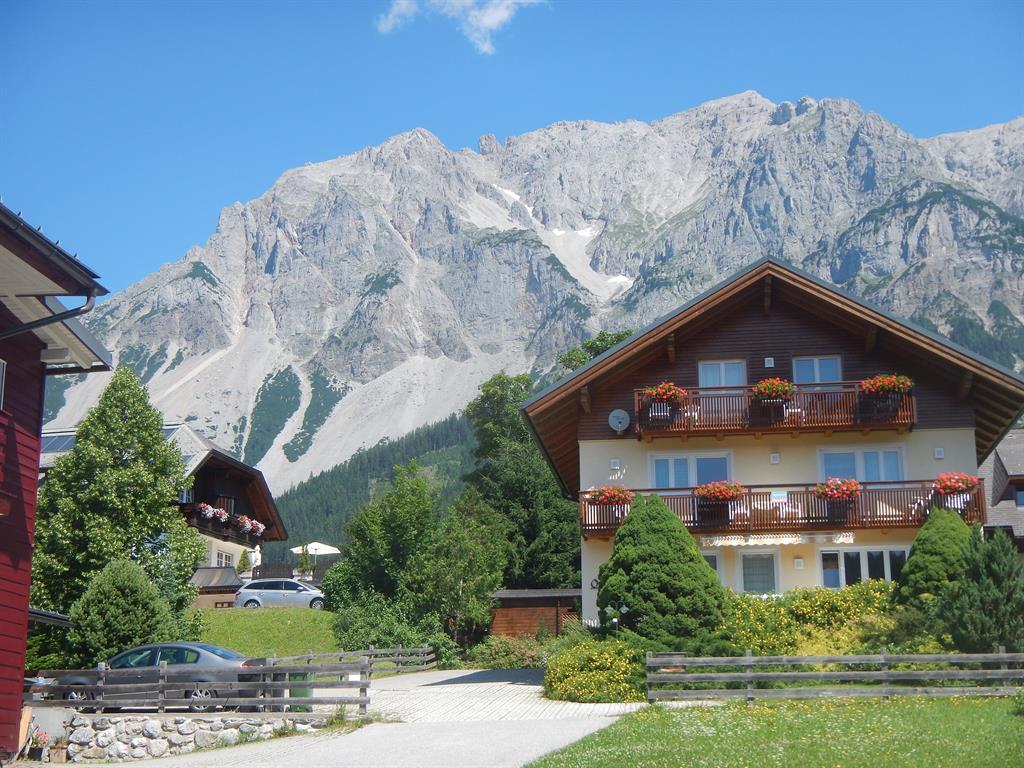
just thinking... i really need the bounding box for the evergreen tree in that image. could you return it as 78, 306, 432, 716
598, 494, 728, 652
893, 508, 972, 608
297, 546, 314, 573
237, 548, 251, 573
937, 528, 1024, 652
32, 367, 203, 617
66, 560, 176, 667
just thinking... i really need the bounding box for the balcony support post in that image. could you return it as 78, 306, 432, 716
864, 324, 878, 353
667, 333, 676, 364
957, 372, 974, 401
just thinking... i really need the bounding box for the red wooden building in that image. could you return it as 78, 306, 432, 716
0, 203, 110, 758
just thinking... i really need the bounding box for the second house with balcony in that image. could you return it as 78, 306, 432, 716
522, 258, 1024, 622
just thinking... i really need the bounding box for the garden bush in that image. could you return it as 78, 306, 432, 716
66, 559, 176, 666
331, 592, 459, 667
894, 508, 971, 608
598, 494, 728, 652
723, 595, 799, 655
783, 580, 892, 631
469, 634, 545, 668
543, 640, 645, 702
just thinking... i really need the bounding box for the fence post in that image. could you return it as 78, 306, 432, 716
998, 644, 1007, 690
96, 662, 105, 710
158, 661, 167, 713
368, 645, 375, 678
645, 652, 653, 703
880, 646, 889, 701
358, 655, 369, 717
745, 649, 754, 706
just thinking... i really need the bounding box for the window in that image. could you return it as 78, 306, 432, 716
109, 649, 156, 669
0, 358, 6, 411
651, 452, 730, 489
793, 356, 842, 385
216, 551, 234, 568
698, 360, 746, 389
820, 448, 903, 481
179, 487, 194, 504
158, 647, 200, 665
1016, 489, 1024, 507
820, 548, 909, 586
216, 496, 235, 514
741, 553, 776, 593
701, 550, 724, 583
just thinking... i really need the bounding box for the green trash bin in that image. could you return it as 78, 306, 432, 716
288, 671, 314, 712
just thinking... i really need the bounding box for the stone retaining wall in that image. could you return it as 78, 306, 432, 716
62, 713, 329, 762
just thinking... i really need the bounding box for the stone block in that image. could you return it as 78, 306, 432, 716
194, 730, 219, 749
142, 719, 162, 738
96, 729, 115, 747
177, 720, 197, 735
131, 747, 146, 759
217, 729, 239, 746
69, 726, 95, 745
148, 739, 169, 757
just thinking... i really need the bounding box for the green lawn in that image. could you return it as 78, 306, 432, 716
529, 698, 1024, 768
200, 607, 339, 658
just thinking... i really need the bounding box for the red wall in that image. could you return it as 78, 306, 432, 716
0, 306, 45, 756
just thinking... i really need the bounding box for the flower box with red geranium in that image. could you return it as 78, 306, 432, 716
860, 374, 913, 395
588, 485, 634, 507
813, 478, 862, 501
751, 378, 797, 401
642, 382, 687, 421
933, 471, 978, 494
693, 481, 746, 502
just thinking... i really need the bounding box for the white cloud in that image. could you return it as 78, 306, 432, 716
376, 0, 541, 54
377, 0, 419, 34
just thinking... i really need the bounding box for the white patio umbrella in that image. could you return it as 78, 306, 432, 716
290, 541, 341, 564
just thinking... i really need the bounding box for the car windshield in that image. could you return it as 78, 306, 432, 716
194, 643, 244, 659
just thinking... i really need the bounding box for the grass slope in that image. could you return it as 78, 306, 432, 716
529, 699, 1024, 768
200, 608, 338, 658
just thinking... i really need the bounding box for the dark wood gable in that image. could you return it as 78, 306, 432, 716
523, 259, 1024, 497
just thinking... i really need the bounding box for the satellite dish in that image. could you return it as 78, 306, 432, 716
608, 409, 630, 435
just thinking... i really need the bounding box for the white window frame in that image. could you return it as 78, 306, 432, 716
792, 355, 843, 385
648, 450, 733, 489
736, 548, 781, 595
697, 359, 747, 389
816, 545, 910, 587
700, 548, 725, 583
216, 550, 234, 568
816, 443, 905, 482
0, 358, 6, 411
179, 487, 194, 504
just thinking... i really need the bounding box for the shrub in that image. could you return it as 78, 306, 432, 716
331, 592, 458, 666
723, 595, 799, 655
598, 494, 728, 652
1013, 689, 1024, 717
937, 528, 1024, 653
783, 581, 892, 631
894, 508, 972, 608
469, 635, 545, 668
66, 560, 176, 666
543, 640, 645, 702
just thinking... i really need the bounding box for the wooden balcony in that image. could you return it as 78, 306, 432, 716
634, 382, 915, 438
182, 505, 262, 547
579, 480, 985, 538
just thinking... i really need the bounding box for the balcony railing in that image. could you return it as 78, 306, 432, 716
634, 382, 915, 438
182, 505, 262, 547
578, 480, 985, 538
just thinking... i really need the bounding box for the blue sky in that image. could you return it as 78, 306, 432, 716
2, 0, 1022, 295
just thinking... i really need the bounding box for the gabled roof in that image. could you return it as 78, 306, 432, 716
40, 422, 288, 541
522, 258, 1024, 497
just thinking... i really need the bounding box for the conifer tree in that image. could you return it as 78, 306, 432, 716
598, 494, 728, 652
937, 528, 1024, 652
893, 508, 972, 608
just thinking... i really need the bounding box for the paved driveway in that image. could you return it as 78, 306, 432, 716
155, 668, 644, 768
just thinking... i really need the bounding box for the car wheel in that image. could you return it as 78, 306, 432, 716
244, 599, 261, 608
64, 690, 99, 713
188, 688, 217, 712
309, 597, 324, 610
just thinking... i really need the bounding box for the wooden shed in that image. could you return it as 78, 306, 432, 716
490, 589, 581, 637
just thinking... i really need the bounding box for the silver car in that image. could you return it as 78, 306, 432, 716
236, 579, 325, 609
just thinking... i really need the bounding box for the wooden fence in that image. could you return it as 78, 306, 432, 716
646, 648, 1024, 702
26, 646, 436, 715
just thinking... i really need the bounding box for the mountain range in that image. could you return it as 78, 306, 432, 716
46, 91, 1024, 492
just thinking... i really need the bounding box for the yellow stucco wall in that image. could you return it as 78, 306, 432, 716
578, 427, 977, 490
200, 534, 250, 569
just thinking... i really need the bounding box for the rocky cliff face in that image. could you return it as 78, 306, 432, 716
48, 92, 1024, 491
